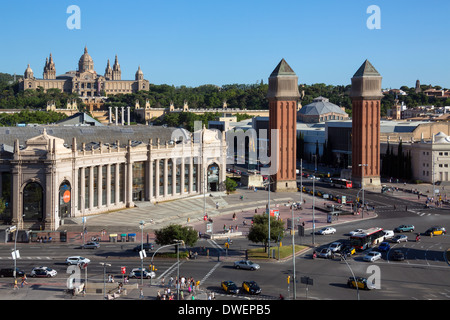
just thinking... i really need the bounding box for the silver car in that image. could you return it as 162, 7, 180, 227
234, 260, 260, 270
83, 241, 100, 249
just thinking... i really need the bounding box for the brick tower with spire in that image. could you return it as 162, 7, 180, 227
267, 59, 300, 192
350, 60, 383, 188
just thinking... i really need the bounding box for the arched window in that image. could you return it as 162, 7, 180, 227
59, 181, 71, 219
207, 163, 220, 192
23, 182, 43, 221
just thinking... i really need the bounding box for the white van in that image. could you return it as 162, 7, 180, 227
383, 230, 394, 240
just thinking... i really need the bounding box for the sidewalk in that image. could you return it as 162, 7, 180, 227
58, 187, 377, 245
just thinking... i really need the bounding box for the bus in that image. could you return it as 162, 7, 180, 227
330, 178, 353, 189
349, 227, 384, 251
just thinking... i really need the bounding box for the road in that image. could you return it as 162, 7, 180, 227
0, 185, 449, 300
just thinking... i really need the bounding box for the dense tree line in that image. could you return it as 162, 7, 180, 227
0, 110, 67, 126
1, 73, 448, 120
0, 82, 82, 110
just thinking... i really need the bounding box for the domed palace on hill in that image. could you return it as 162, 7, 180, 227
298, 96, 349, 123
18, 47, 149, 97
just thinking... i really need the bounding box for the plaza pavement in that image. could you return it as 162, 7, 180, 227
60, 185, 378, 244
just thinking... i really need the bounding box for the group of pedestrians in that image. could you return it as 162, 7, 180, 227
13, 274, 29, 290
158, 275, 201, 300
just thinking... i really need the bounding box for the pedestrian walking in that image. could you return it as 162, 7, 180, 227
21, 274, 28, 287
13, 279, 18, 290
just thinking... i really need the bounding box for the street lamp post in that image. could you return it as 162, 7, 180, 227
358, 164, 368, 218
150, 240, 184, 299
291, 204, 297, 300
8, 226, 18, 279
99, 262, 111, 300
263, 176, 274, 258
139, 220, 146, 287
312, 155, 318, 245
341, 255, 360, 300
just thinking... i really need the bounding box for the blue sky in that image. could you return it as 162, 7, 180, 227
1, 0, 449, 88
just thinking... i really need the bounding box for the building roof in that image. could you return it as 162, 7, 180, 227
353, 59, 381, 77
434, 132, 450, 144
0, 125, 183, 150
270, 59, 296, 77
299, 97, 347, 116
55, 112, 104, 126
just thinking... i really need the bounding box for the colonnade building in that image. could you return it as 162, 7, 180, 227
0, 126, 226, 231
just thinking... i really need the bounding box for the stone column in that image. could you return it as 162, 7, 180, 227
154, 159, 160, 199
106, 164, 111, 207
115, 163, 120, 205
89, 166, 94, 211
146, 160, 152, 201
163, 158, 168, 197
189, 157, 194, 193
172, 158, 177, 196
180, 157, 185, 194
80, 167, 85, 215
98, 165, 103, 208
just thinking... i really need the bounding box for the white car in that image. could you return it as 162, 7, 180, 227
349, 229, 364, 236
66, 256, 91, 266
31, 266, 57, 277
317, 227, 336, 235
328, 242, 342, 252
363, 251, 382, 262
383, 230, 394, 240
129, 268, 155, 279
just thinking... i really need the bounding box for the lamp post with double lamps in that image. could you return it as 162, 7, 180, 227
139, 220, 146, 287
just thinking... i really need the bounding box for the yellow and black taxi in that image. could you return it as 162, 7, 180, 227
347, 277, 372, 290
242, 281, 261, 295
221, 280, 239, 294
341, 245, 356, 256
425, 226, 446, 237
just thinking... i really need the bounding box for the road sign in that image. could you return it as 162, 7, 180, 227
121, 267, 126, 274
139, 250, 147, 259
11, 250, 20, 260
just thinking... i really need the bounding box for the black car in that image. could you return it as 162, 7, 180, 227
391, 250, 405, 261
0, 268, 25, 278
132, 243, 154, 252
242, 281, 261, 295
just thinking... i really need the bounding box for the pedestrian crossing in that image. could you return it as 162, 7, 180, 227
0, 256, 52, 260
375, 205, 441, 216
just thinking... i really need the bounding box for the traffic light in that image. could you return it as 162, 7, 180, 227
287, 276, 290, 284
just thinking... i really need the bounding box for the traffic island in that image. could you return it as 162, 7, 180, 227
247, 244, 309, 261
